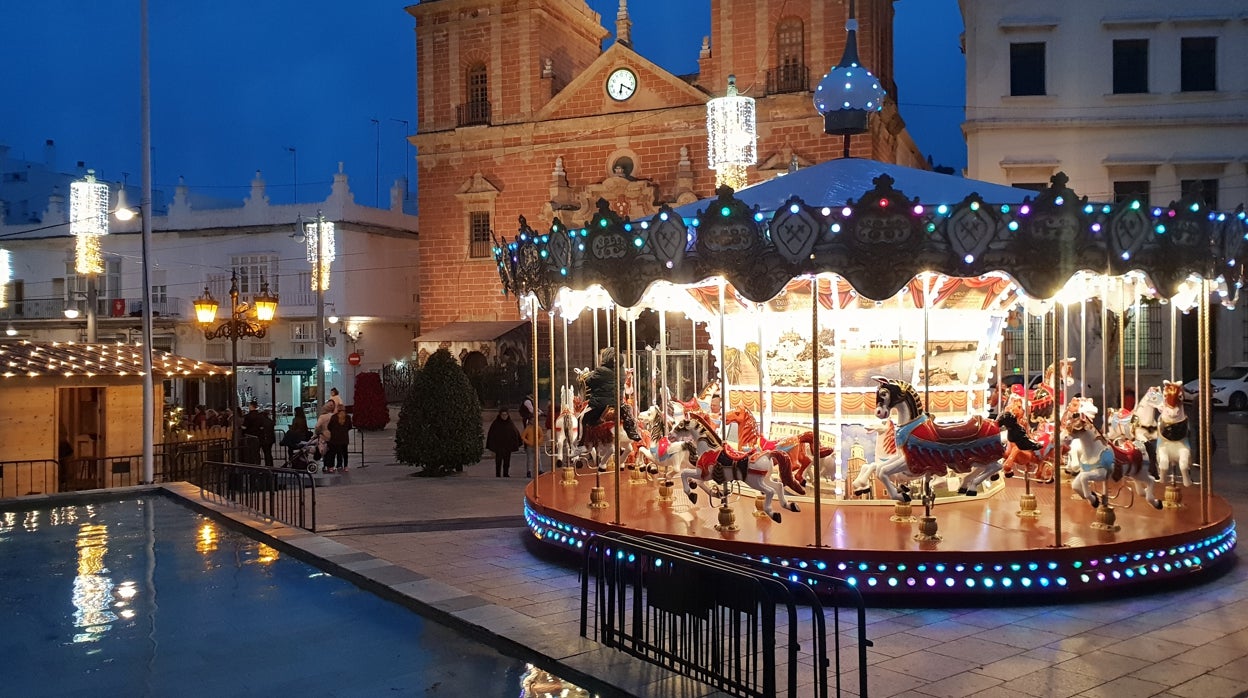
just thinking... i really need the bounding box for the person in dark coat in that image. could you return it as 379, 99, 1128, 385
579, 347, 641, 442
486, 408, 522, 477
325, 404, 354, 471
242, 400, 276, 467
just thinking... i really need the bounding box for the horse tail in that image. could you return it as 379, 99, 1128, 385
772, 451, 805, 495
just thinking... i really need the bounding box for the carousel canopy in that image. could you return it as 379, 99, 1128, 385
494, 164, 1247, 308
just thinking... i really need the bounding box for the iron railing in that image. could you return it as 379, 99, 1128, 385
0, 439, 232, 497
199, 461, 316, 531
581, 532, 870, 698
456, 99, 491, 127
766, 64, 809, 94
0, 459, 59, 498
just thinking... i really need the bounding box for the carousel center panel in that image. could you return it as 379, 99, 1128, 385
525, 474, 1235, 601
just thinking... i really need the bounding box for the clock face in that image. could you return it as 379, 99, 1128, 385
606, 68, 637, 101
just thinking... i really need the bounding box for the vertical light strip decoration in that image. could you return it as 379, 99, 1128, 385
0, 248, 10, 308
706, 75, 756, 191
70, 171, 110, 275
305, 219, 336, 291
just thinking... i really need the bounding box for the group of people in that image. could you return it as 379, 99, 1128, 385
189, 405, 234, 430
229, 387, 354, 471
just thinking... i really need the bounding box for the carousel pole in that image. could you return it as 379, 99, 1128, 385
1133, 294, 1140, 401
922, 274, 932, 412
1200, 279, 1211, 525
614, 309, 623, 523
1080, 287, 1087, 407
659, 310, 669, 434
757, 303, 765, 434
1018, 304, 1039, 517
563, 314, 570, 392
549, 309, 557, 476
593, 308, 600, 358
531, 297, 541, 497
692, 316, 699, 394
719, 280, 728, 442
1169, 300, 1177, 380
1119, 282, 1127, 407
811, 276, 822, 548
1052, 305, 1064, 548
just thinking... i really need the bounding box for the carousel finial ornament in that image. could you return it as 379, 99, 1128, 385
813, 0, 887, 146
706, 74, 757, 191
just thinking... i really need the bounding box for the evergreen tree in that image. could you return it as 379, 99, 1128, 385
395, 348, 483, 476
352, 371, 390, 430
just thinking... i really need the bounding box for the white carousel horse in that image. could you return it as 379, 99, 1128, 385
1130, 385, 1164, 480
850, 419, 899, 496
870, 377, 1034, 502
670, 412, 800, 523
1062, 397, 1162, 510
1157, 380, 1194, 487
551, 385, 584, 468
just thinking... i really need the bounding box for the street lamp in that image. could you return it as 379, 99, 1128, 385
194, 272, 279, 445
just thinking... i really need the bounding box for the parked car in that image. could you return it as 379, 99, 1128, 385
1183, 363, 1248, 411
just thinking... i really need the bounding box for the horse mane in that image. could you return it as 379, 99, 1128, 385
727, 407, 759, 447
880, 378, 924, 416
685, 411, 722, 446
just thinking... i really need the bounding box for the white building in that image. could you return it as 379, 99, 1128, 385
960, 0, 1248, 386
0, 163, 420, 411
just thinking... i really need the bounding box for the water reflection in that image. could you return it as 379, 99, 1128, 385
520, 663, 595, 698
195, 522, 218, 553
72, 523, 116, 642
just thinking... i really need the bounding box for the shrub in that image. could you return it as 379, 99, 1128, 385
395, 348, 483, 475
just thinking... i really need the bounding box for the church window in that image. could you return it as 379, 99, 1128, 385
769, 18, 807, 94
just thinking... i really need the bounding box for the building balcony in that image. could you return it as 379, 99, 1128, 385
456, 100, 491, 127
767, 64, 809, 95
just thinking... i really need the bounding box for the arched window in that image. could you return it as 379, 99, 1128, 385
770, 18, 806, 94
458, 63, 490, 126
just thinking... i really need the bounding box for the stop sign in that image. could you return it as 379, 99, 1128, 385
347, 352, 362, 366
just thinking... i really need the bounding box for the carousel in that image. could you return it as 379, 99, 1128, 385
494, 158, 1245, 601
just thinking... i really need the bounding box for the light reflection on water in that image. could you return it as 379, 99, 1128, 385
71, 523, 116, 642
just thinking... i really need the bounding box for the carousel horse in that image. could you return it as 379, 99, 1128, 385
671, 412, 800, 523
1156, 380, 1194, 487
1129, 385, 1164, 477
850, 419, 899, 496
1000, 394, 1056, 481
670, 380, 722, 428
551, 385, 584, 469
577, 406, 633, 472
722, 406, 807, 495
1062, 397, 1162, 510
624, 405, 661, 475
869, 377, 1036, 502
793, 430, 837, 490
1016, 358, 1076, 422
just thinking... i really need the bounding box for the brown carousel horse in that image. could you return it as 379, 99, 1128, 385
1000, 394, 1057, 482
1015, 358, 1076, 422
721, 405, 808, 495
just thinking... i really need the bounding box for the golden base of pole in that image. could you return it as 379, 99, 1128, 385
1016, 491, 1041, 518
715, 504, 739, 532
753, 494, 769, 518
913, 515, 942, 542
627, 465, 648, 485
588, 485, 609, 509
657, 480, 674, 503
1163, 483, 1184, 509
1091, 502, 1120, 532
891, 500, 917, 523
560, 466, 578, 486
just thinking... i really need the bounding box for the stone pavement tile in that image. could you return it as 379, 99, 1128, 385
876, 651, 980, 683
972, 624, 1067, 650
639, 672, 724, 698
1131, 607, 1211, 631
839, 665, 928, 698
1086, 618, 1167, 640
1210, 627, 1248, 651
907, 620, 987, 643
954, 608, 1046, 629
869, 630, 943, 657
1209, 654, 1248, 683
559, 647, 685, 697
1130, 659, 1221, 689
1073, 675, 1167, 698
358, 563, 426, 586
1169, 642, 1248, 669
972, 654, 1053, 682
1055, 649, 1151, 681
1167, 673, 1248, 698
390, 577, 469, 604
997, 667, 1105, 698
1102, 634, 1200, 662
1051, 602, 1144, 624
927, 636, 1024, 665
455, 603, 545, 634
339, 557, 393, 572
866, 618, 931, 639
966, 686, 1028, 698
1147, 623, 1230, 647
1185, 609, 1248, 635
1014, 612, 1104, 636
1047, 632, 1126, 655
892, 609, 965, 627
911, 670, 1003, 698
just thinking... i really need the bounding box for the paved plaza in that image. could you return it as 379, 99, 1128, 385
188, 415, 1248, 698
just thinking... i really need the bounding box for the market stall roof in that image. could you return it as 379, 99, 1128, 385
0, 341, 228, 378
413, 320, 529, 344
674, 158, 1038, 219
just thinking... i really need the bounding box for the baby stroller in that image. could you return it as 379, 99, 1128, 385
287, 438, 325, 474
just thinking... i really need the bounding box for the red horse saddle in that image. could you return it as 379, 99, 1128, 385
917, 416, 989, 443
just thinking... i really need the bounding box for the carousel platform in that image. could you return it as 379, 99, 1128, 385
524, 469, 1236, 602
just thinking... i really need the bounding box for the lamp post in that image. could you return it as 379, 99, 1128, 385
193, 273, 279, 446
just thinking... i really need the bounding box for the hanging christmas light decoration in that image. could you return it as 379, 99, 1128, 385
0, 248, 9, 308
813, 0, 887, 146
304, 218, 335, 290
706, 74, 756, 191
70, 170, 110, 275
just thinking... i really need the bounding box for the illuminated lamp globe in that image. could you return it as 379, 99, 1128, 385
193, 288, 220, 326
114, 207, 137, 222
253, 282, 279, 324
64, 307, 80, 320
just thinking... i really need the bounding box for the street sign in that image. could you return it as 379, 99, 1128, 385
347, 352, 362, 366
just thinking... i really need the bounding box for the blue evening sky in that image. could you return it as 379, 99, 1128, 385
0, 0, 964, 207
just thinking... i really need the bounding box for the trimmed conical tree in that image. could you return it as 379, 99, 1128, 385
351, 371, 390, 430
395, 348, 483, 476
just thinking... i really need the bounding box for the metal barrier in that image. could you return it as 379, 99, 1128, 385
0, 439, 234, 497
200, 461, 316, 531
581, 532, 870, 698
349, 428, 364, 457
0, 459, 59, 498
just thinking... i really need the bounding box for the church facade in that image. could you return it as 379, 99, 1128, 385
408, 0, 925, 333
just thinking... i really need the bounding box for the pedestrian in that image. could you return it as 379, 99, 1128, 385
241, 400, 276, 467
326, 403, 353, 471
191, 405, 208, 430
328, 387, 344, 411
281, 406, 311, 461
486, 408, 522, 477
315, 401, 336, 469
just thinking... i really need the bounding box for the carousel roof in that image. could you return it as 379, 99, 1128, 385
495, 167, 1247, 309
673, 158, 1036, 219
0, 341, 227, 379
